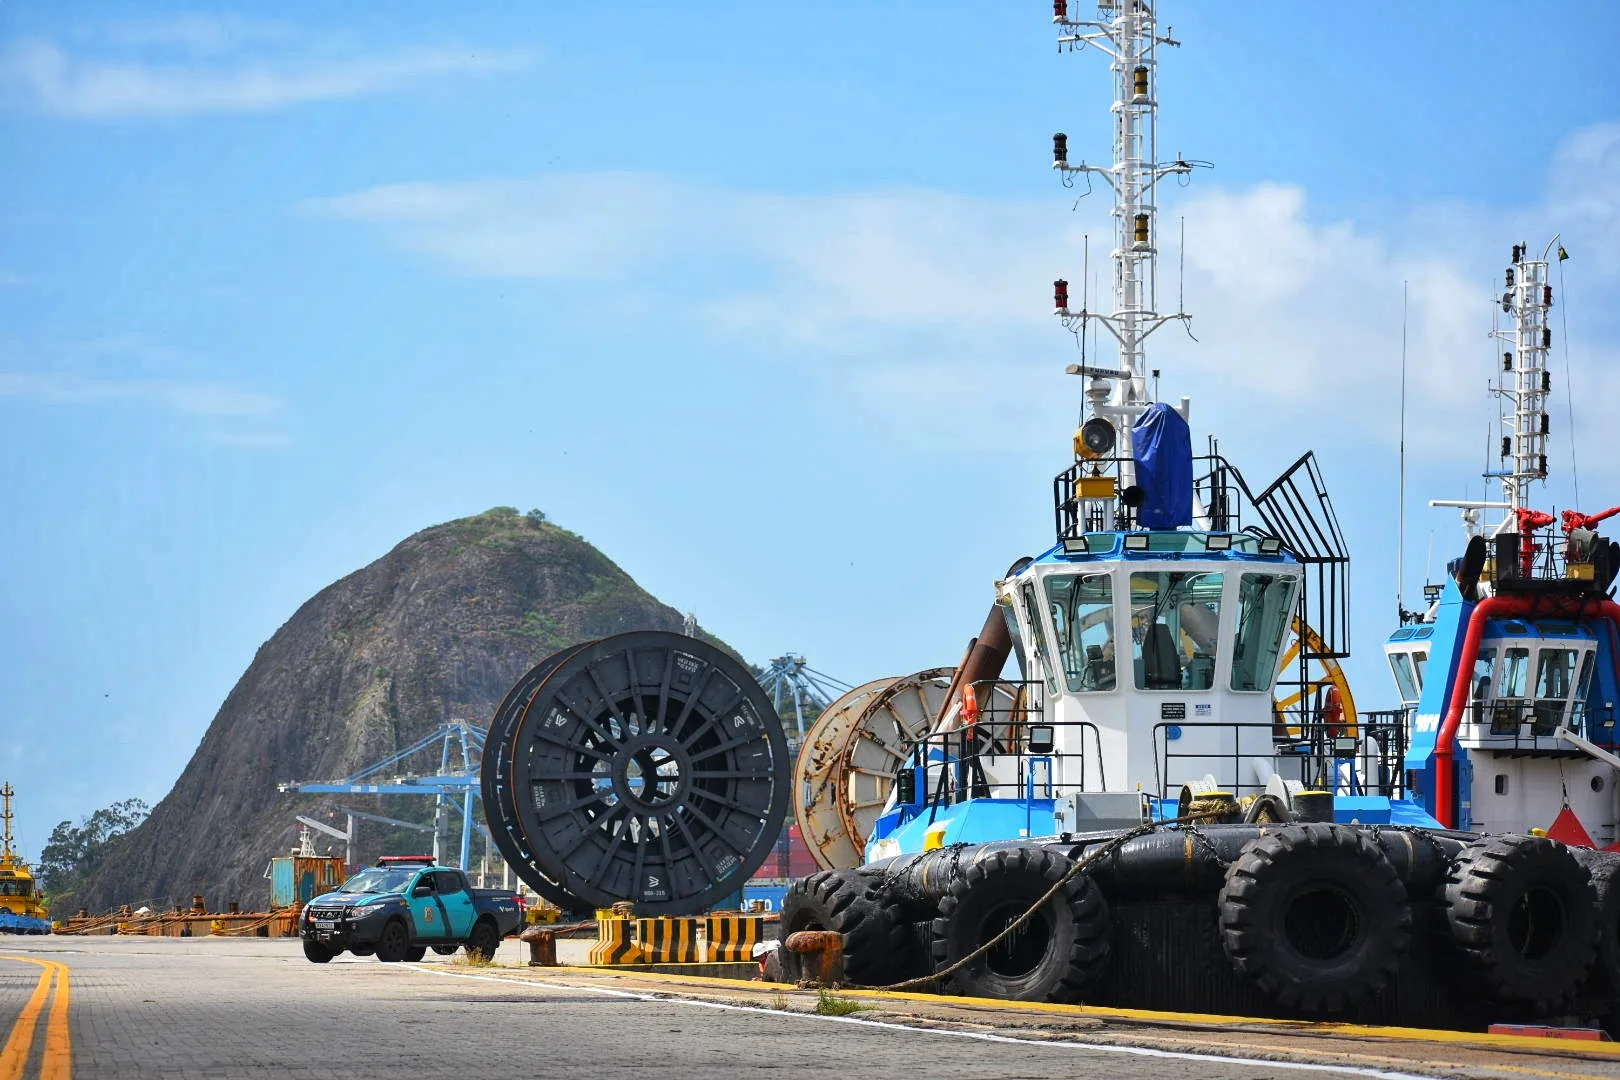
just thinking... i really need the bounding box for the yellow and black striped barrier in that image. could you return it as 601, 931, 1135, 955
702, 914, 763, 962
634, 916, 699, 963
588, 911, 645, 965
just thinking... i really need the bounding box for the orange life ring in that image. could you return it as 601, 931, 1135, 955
961, 683, 980, 726
1321, 685, 1344, 739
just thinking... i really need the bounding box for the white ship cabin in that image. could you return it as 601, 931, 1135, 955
1383, 625, 1434, 709
1453, 617, 1612, 841
993, 530, 1301, 805
1457, 618, 1599, 748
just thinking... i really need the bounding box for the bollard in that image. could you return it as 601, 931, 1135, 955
519, 925, 557, 967
784, 930, 843, 986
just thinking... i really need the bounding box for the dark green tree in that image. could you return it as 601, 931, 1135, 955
38, 797, 149, 910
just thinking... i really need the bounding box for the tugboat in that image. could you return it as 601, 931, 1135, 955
778, 2, 1616, 1031
0, 783, 53, 935
1383, 239, 1620, 846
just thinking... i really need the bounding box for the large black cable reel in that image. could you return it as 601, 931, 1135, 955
482, 631, 790, 915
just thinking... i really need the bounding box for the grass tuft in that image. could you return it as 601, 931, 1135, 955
812, 989, 868, 1017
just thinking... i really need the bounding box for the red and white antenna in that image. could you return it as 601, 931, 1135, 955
1050, 0, 1197, 453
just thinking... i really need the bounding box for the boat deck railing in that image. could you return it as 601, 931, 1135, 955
907, 716, 1107, 810
1464, 699, 1620, 749
1154, 714, 1410, 801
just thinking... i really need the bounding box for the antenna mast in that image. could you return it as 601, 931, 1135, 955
1052, 0, 1194, 455
1, 783, 13, 860
1491, 239, 1557, 522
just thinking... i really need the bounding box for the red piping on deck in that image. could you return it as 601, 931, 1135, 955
1433, 594, 1620, 828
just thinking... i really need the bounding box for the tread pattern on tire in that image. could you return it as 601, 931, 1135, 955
781, 868, 917, 986
928, 845, 1110, 1003
1444, 833, 1597, 1007
1219, 822, 1410, 1014
466, 918, 501, 962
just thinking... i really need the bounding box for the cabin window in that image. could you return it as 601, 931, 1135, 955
1536, 649, 1578, 699
1533, 648, 1579, 734
1500, 647, 1531, 699
1020, 582, 1060, 696
1230, 573, 1296, 692
1468, 649, 1498, 720
1412, 650, 1428, 693
1129, 570, 1224, 691
996, 595, 1029, 682
1046, 572, 1116, 693
1573, 650, 1598, 732
1389, 652, 1420, 706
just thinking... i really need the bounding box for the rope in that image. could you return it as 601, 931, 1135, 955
866, 813, 1212, 992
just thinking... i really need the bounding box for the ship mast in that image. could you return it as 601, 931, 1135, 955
1052, 0, 1193, 455
1432, 238, 1562, 540
1492, 240, 1558, 520
1, 783, 14, 861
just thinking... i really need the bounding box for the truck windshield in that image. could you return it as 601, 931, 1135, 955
338, 868, 417, 894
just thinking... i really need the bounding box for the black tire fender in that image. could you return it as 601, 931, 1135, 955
1446, 834, 1597, 1006
1219, 823, 1410, 1013
929, 845, 1110, 1003
781, 869, 920, 986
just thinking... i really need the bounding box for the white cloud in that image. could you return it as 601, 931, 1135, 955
307, 124, 1620, 463
304, 175, 690, 279
0, 35, 531, 119
93, 14, 296, 54
0, 371, 283, 418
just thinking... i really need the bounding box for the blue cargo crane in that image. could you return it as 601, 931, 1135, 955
277, 721, 486, 871
758, 654, 851, 739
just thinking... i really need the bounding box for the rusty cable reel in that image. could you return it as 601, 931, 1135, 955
792, 677, 901, 872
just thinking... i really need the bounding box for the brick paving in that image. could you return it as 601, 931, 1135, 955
2, 936, 1616, 1080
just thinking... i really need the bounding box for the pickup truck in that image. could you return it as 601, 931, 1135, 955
299, 857, 523, 964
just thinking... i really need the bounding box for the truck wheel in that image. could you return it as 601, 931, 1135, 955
430, 945, 460, 956
466, 918, 501, 961
375, 919, 411, 963
404, 946, 427, 963
302, 939, 338, 964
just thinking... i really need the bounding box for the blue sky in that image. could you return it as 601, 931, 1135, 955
2, 2, 1618, 861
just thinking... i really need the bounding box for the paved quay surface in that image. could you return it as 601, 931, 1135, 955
4, 935, 1620, 1080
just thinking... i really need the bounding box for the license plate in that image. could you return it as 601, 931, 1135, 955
315, 919, 336, 929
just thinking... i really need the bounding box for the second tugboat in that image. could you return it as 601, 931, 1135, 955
0, 783, 52, 935
781, 1, 1617, 1032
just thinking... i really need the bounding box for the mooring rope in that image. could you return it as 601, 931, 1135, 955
867, 811, 1214, 992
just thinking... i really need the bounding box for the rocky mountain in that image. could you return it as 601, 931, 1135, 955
74, 507, 708, 913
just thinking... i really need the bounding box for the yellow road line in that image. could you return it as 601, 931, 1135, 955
41, 964, 71, 1080
0, 957, 71, 1080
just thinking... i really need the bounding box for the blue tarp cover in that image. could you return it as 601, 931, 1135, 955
1132, 402, 1193, 529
